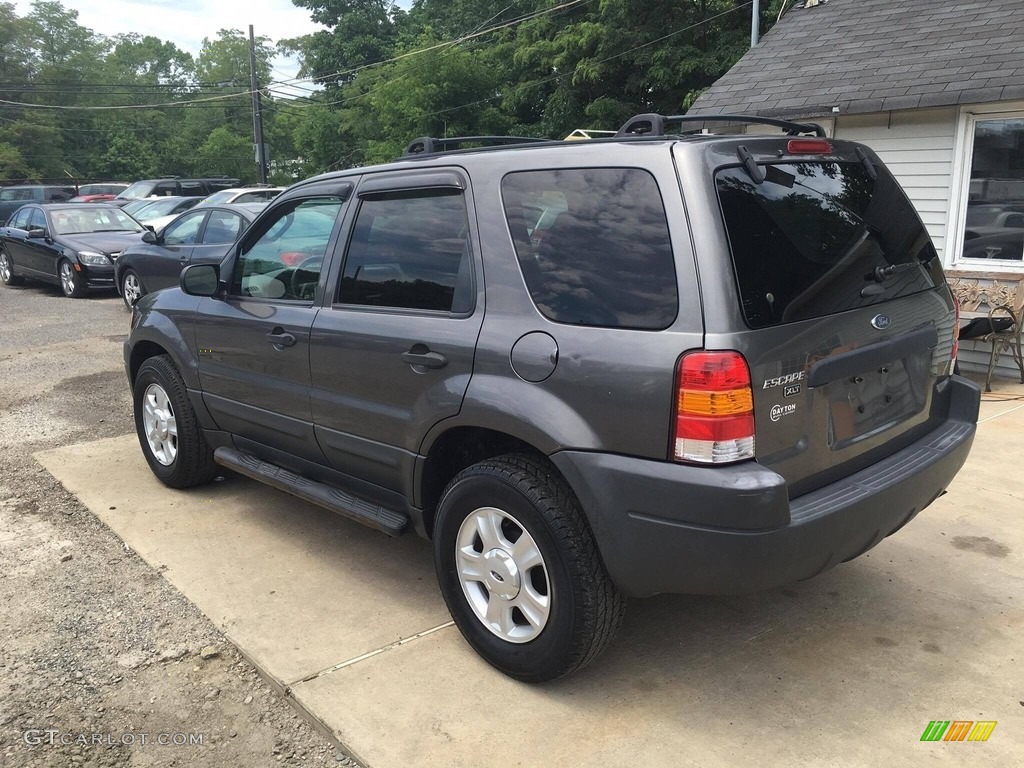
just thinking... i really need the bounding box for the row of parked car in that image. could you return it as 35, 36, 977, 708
0, 179, 285, 303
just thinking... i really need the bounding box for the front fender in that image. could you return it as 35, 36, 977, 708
125, 290, 203, 389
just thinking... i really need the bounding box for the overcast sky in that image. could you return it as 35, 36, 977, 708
14, 0, 330, 89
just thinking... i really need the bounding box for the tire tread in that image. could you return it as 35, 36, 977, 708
439, 453, 626, 680
134, 355, 217, 488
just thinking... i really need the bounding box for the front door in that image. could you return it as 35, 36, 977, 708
148, 209, 205, 290
310, 173, 483, 495
195, 195, 348, 463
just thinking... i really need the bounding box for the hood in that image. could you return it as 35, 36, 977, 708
62, 231, 146, 255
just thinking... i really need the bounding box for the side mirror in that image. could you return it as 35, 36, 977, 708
141, 229, 159, 244
26, 228, 47, 239
180, 264, 221, 297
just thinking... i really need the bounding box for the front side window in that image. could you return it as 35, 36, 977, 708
339, 189, 472, 313
231, 197, 344, 301
961, 118, 1024, 263
27, 208, 47, 232
501, 168, 677, 329
9, 208, 30, 228
202, 211, 244, 244
162, 212, 206, 245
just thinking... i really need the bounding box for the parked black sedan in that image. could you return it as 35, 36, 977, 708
0, 204, 146, 297
115, 203, 265, 308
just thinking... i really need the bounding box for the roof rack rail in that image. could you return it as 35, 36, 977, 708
615, 113, 826, 138
403, 135, 549, 157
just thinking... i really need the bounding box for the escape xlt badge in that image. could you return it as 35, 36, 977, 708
763, 371, 804, 390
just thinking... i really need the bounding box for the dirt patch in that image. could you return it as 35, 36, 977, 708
951, 536, 1011, 558
0, 292, 359, 767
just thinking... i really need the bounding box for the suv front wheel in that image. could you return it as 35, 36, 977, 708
133, 355, 217, 488
433, 454, 625, 682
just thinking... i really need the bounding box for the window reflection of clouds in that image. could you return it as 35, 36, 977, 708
502, 169, 677, 329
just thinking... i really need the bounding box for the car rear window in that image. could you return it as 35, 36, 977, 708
716, 161, 942, 329
501, 168, 677, 330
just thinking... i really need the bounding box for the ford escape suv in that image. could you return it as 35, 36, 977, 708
124, 114, 980, 682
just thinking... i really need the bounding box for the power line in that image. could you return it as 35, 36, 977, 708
408, 2, 754, 123
267, 0, 591, 90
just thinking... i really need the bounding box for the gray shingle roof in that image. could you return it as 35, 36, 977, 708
688, 0, 1024, 119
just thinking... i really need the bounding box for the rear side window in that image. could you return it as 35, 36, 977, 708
716, 161, 942, 329
501, 169, 677, 329
339, 190, 472, 313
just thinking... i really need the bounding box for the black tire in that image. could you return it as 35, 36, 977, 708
58, 258, 87, 298
433, 453, 625, 682
133, 355, 217, 489
0, 247, 24, 286
121, 269, 145, 310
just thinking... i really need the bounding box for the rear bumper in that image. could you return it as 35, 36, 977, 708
551, 375, 980, 598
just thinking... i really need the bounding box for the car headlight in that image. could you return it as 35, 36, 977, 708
77, 250, 110, 266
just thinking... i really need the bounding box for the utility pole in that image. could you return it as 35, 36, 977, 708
751, 0, 761, 46
249, 24, 268, 185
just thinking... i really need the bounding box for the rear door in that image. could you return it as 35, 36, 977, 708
308, 170, 483, 494
682, 143, 956, 496
2, 208, 33, 272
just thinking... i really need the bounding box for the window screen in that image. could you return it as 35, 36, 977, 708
339, 190, 473, 313
501, 168, 677, 329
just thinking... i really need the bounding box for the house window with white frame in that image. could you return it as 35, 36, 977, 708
961, 118, 1024, 263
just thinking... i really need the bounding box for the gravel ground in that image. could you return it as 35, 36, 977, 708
0, 281, 361, 767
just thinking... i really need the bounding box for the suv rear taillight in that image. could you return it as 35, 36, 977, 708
673, 351, 755, 465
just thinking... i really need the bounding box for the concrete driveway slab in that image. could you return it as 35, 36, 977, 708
36, 399, 1024, 768
34, 434, 451, 685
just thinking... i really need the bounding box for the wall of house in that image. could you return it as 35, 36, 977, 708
834, 107, 958, 262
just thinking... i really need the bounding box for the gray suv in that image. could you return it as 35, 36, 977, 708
124, 114, 980, 681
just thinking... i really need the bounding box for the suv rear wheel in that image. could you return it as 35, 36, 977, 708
433, 454, 625, 682
133, 355, 217, 488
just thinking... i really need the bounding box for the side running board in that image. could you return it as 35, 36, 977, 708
213, 447, 409, 536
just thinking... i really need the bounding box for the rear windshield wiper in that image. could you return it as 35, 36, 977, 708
870, 261, 921, 283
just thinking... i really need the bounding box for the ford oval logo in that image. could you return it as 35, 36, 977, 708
871, 313, 891, 330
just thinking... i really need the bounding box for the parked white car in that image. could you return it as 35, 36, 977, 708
195, 187, 285, 206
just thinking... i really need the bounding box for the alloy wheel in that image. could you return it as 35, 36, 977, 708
59, 262, 76, 296
142, 383, 178, 466
122, 272, 142, 306
455, 506, 551, 643
0, 252, 11, 283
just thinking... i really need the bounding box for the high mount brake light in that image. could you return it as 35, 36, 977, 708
787, 139, 833, 154
673, 351, 755, 465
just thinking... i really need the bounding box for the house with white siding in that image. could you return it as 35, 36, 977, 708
688, 0, 1024, 377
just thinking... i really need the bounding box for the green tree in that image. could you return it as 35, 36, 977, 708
93, 131, 156, 179
194, 126, 255, 181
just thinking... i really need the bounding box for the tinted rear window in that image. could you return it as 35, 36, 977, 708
716, 162, 941, 329
502, 168, 677, 330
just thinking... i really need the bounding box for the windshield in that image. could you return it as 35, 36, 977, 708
199, 190, 236, 206
116, 181, 156, 200
49, 208, 144, 235
716, 161, 941, 329
129, 197, 198, 221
